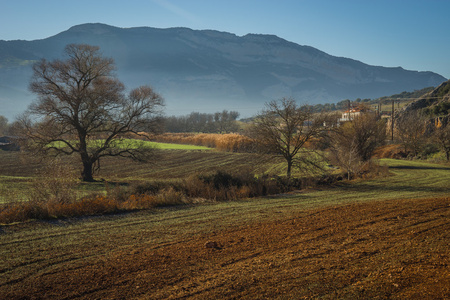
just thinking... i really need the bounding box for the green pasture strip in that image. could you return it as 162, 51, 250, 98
0, 175, 32, 181
152, 142, 211, 150
104, 139, 211, 150
50, 139, 211, 151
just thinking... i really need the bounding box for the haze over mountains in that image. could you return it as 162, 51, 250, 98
0, 23, 447, 119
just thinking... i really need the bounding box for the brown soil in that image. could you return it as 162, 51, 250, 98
2, 197, 449, 299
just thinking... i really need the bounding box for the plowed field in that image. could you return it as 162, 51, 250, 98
1, 197, 449, 299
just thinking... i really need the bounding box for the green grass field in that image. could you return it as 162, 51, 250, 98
1, 144, 449, 202
1, 157, 448, 237
152, 142, 211, 150
0, 147, 287, 202
0, 141, 210, 198
49, 139, 212, 151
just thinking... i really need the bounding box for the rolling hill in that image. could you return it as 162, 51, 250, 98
401, 79, 450, 116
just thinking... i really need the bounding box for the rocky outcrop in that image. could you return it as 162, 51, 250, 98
401, 80, 450, 113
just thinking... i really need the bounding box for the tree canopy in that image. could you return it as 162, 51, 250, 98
248, 97, 330, 178
20, 44, 164, 181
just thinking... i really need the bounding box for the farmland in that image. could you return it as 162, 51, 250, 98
0, 147, 449, 299
0, 147, 287, 201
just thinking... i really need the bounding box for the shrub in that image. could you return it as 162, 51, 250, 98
130, 181, 167, 195
0, 168, 363, 224
198, 170, 243, 189
154, 187, 186, 207
373, 144, 408, 159
420, 143, 440, 158
0, 194, 120, 223
179, 170, 308, 201
357, 160, 390, 180
28, 159, 78, 204
0, 201, 49, 223
105, 182, 130, 202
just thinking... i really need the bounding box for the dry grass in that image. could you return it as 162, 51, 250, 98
149, 132, 254, 152
374, 144, 409, 159
0, 192, 186, 224
2, 168, 343, 224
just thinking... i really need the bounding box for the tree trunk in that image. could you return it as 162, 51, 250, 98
286, 159, 292, 179
81, 160, 95, 182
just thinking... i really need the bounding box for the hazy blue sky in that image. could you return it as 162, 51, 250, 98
1, 0, 449, 79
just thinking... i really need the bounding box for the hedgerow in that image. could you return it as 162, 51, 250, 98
0, 170, 346, 224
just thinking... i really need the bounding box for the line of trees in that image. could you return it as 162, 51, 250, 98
164, 110, 240, 133
395, 111, 450, 160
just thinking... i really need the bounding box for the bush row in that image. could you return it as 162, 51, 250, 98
0, 170, 345, 224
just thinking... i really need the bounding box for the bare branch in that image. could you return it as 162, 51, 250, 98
21, 44, 164, 181
248, 97, 328, 178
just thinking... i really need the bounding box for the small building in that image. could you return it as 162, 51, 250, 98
339, 107, 362, 122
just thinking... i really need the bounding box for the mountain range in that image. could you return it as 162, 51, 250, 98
0, 23, 447, 119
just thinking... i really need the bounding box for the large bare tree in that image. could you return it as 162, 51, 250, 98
21, 44, 164, 181
249, 97, 329, 178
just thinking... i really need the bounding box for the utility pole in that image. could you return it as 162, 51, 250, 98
391, 99, 395, 141
348, 100, 351, 121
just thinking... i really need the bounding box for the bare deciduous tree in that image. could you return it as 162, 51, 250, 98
0, 116, 9, 135
433, 122, 450, 161
328, 113, 386, 179
248, 97, 329, 178
395, 111, 427, 157
20, 44, 164, 181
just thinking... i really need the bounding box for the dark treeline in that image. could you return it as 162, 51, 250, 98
164, 110, 240, 133
377, 87, 435, 102
311, 87, 434, 113
309, 100, 368, 113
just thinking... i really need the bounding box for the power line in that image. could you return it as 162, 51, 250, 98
375, 96, 442, 101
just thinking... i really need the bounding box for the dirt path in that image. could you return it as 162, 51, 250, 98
1, 197, 449, 299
